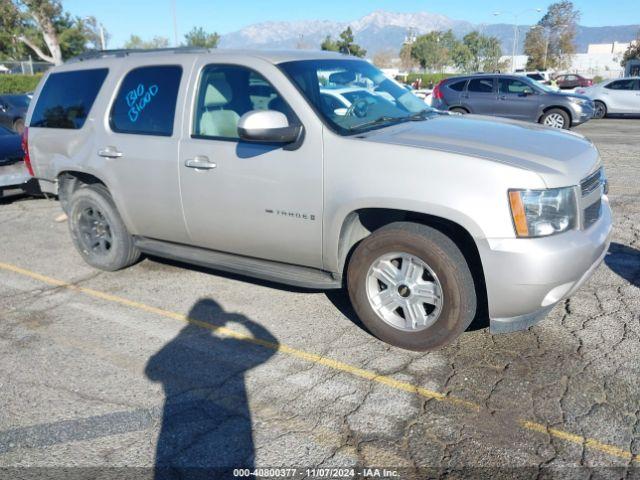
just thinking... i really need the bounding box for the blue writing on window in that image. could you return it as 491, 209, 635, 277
126, 83, 159, 122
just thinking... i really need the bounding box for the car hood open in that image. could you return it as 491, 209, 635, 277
358, 113, 600, 187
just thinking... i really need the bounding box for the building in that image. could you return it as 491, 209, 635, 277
587, 41, 636, 55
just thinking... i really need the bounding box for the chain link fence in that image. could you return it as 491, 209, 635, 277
0, 60, 52, 75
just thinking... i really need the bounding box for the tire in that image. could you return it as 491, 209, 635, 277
593, 101, 607, 119
12, 118, 25, 135
540, 108, 570, 129
67, 184, 140, 271
347, 222, 477, 351
449, 107, 468, 114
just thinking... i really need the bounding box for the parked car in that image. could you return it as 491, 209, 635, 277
0, 94, 30, 134
516, 70, 552, 85
25, 50, 611, 351
576, 77, 640, 119
554, 74, 593, 90
0, 125, 32, 198
431, 74, 594, 129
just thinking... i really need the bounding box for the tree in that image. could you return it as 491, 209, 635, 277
452, 31, 503, 73
123, 35, 170, 50
372, 49, 394, 68
184, 26, 219, 49
399, 43, 417, 71
524, 1, 580, 70
320, 35, 339, 52
410, 30, 458, 72
621, 32, 640, 67
320, 27, 366, 57
0, 0, 104, 63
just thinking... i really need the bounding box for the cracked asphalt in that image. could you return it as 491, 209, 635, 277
0, 119, 639, 479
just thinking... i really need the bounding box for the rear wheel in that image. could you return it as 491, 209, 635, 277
68, 184, 140, 271
347, 222, 477, 351
593, 101, 607, 119
449, 107, 468, 114
540, 108, 570, 129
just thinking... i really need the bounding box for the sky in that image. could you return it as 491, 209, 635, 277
63, 0, 640, 49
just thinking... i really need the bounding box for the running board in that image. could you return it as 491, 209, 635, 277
134, 237, 342, 290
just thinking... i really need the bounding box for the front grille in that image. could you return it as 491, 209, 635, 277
584, 198, 602, 229
581, 168, 602, 196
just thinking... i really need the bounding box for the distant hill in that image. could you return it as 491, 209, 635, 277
219, 10, 640, 56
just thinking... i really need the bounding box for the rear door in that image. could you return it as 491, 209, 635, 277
461, 77, 496, 114
603, 79, 637, 113
496, 77, 540, 120
93, 60, 194, 244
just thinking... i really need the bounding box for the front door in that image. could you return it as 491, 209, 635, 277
178, 61, 323, 268
603, 79, 637, 113
495, 77, 540, 120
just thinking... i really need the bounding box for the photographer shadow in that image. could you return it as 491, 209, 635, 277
145, 299, 278, 478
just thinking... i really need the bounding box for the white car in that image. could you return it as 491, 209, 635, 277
576, 77, 640, 118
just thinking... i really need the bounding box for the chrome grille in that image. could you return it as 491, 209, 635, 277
581, 168, 602, 196
583, 198, 602, 229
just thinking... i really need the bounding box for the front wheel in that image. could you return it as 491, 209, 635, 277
347, 222, 477, 351
593, 101, 607, 119
540, 108, 570, 129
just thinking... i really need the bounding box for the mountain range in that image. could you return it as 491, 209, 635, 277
219, 10, 640, 56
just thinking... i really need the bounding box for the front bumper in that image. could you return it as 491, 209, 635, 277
0, 161, 31, 191
569, 102, 594, 125
478, 198, 612, 333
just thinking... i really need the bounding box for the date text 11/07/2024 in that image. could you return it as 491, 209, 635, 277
232, 467, 400, 478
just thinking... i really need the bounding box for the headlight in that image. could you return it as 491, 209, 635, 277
508, 187, 577, 237
568, 97, 589, 107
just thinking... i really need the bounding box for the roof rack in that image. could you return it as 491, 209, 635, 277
66, 47, 211, 64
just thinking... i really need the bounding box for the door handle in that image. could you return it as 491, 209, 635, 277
184, 155, 217, 170
98, 147, 123, 158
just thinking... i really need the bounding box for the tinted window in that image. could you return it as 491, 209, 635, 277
499, 78, 533, 94
605, 79, 635, 91
448, 80, 467, 91
31, 69, 108, 129
110, 65, 182, 136
527, 73, 543, 81
193, 65, 295, 140
468, 78, 494, 93
5, 95, 30, 109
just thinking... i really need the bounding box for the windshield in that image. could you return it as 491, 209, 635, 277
279, 59, 432, 135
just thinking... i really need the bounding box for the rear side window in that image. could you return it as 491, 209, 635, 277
468, 78, 494, 93
110, 65, 182, 136
448, 80, 467, 92
30, 69, 108, 129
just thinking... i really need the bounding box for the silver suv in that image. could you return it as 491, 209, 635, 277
25, 49, 612, 351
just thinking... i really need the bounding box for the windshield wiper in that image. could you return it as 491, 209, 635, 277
406, 108, 434, 120
347, 115, 407, 132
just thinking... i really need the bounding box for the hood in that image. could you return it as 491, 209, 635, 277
358, 113, 599, 187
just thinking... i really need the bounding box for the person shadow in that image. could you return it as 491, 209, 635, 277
145, 299, 279, 479
605, 242, 640, 287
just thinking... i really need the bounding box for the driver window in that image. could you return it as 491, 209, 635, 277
499, 78, 532, 94
192, 65, 293, 140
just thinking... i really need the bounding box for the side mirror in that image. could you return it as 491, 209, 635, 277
237, 110, 301, 143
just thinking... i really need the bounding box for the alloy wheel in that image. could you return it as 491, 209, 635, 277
77, 206, 113, 255
543, 113, 566, 129
365, 252, 443, 332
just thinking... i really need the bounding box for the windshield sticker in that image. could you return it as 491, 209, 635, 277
126, 83, 159, 123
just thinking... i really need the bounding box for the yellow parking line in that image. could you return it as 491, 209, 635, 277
0, 261, 637, 464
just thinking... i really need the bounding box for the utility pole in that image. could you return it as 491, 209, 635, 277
171, 0, 179, 47
493, 8, 542, 72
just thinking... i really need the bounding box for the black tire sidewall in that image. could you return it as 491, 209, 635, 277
68, 185, 137, 271
594, 101, 606, 119
347, 223, 476, 351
